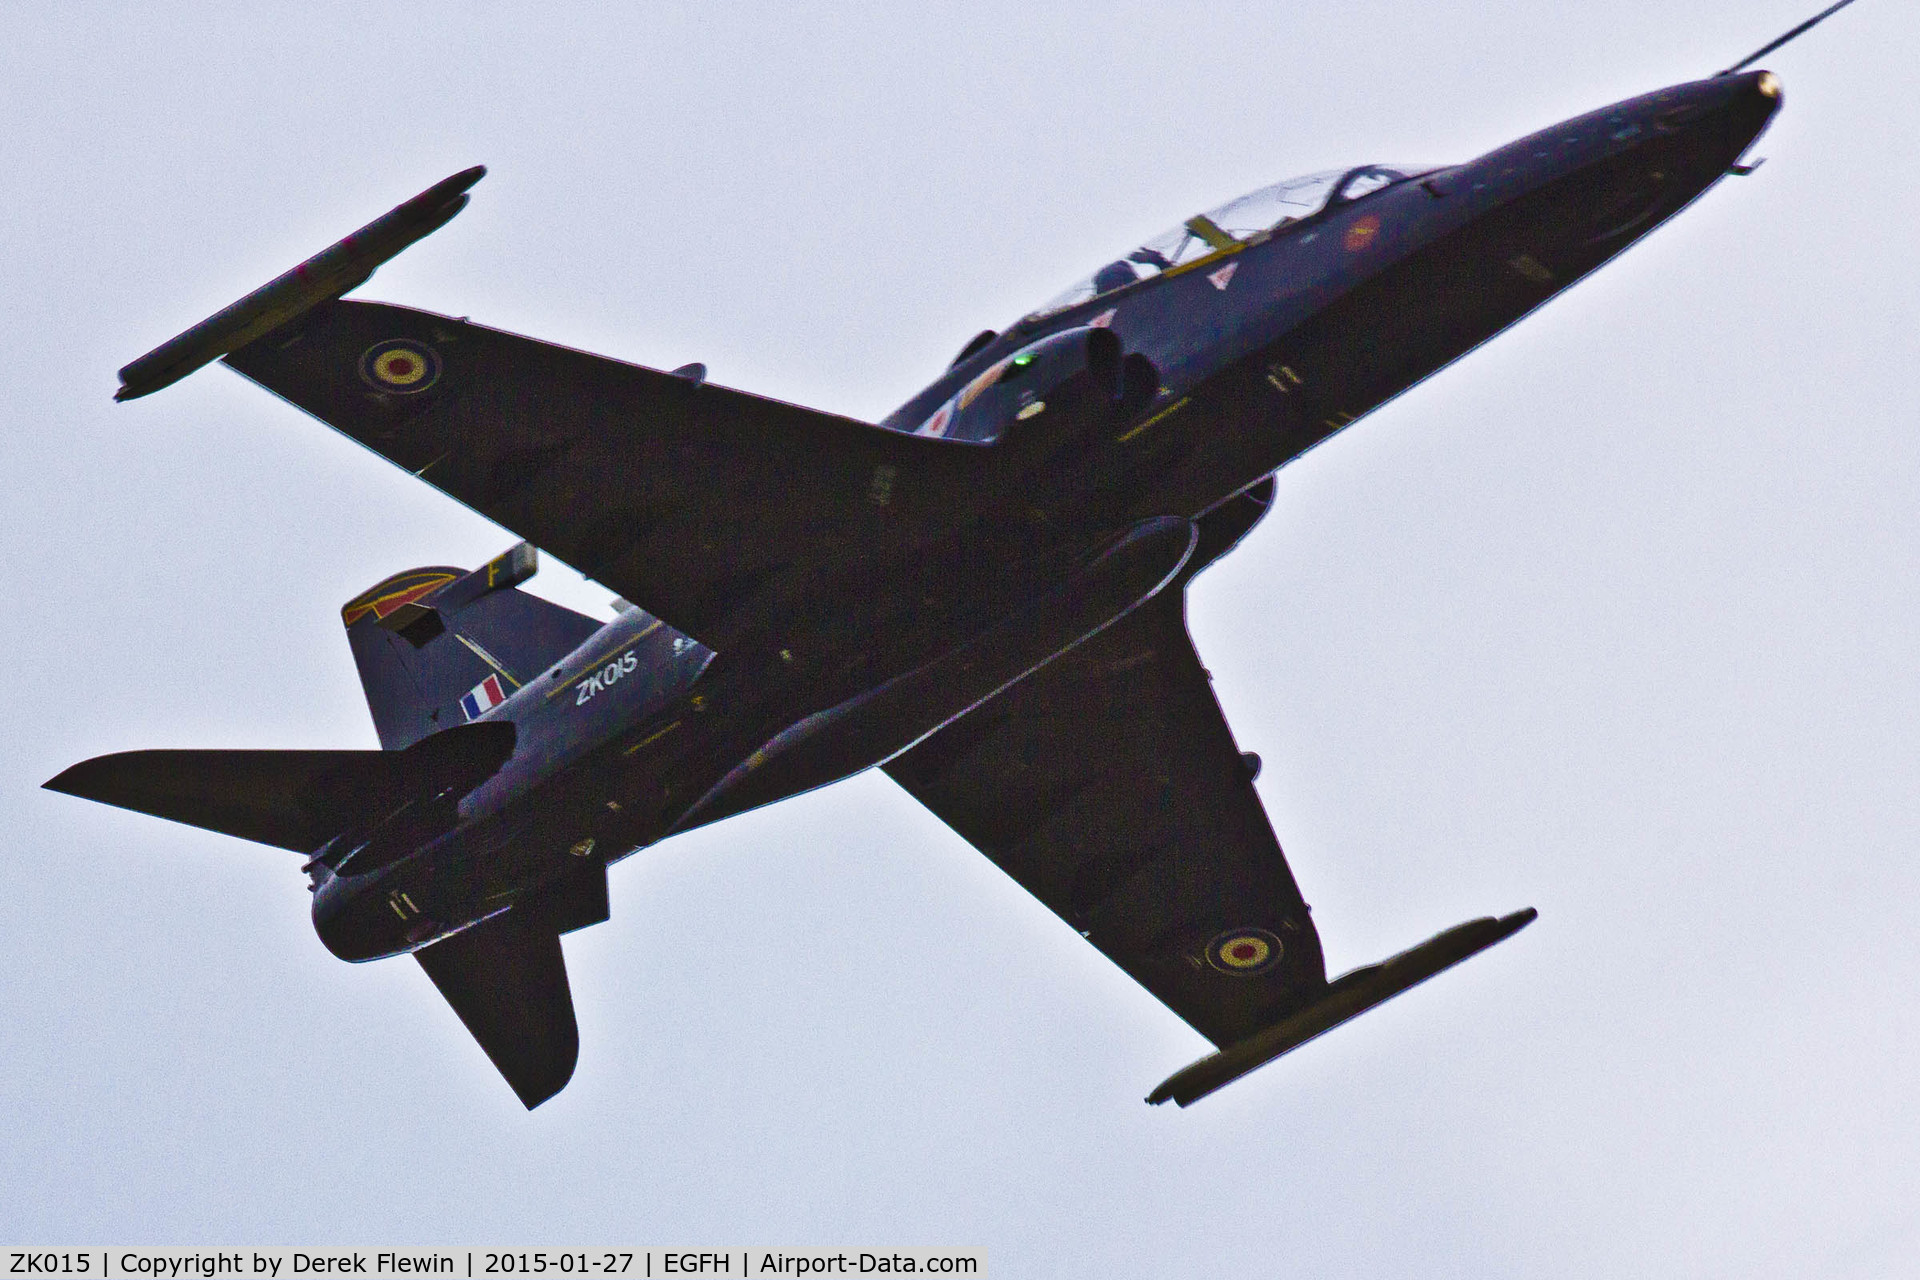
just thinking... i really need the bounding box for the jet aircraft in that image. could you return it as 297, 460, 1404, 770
48, 12, 1845, 1108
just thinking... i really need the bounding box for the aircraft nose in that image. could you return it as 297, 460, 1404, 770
1661, 69, 1781, 124
1716, 68, 1785, 149
1624, 71, 1781, 167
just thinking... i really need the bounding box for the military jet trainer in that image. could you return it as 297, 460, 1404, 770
51, 16, 1832, 1107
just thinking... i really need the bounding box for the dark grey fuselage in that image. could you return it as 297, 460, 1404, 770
312, 72, 1781, 963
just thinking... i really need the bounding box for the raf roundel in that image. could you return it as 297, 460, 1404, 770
360, 338, 441, 394
1207, 928, 1284, 976
1342, 214, 1382, 253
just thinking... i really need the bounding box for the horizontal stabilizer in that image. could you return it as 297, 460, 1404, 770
115, 165, 484, 401
415, 907, 578, 1109
1147, 908, 1537, 1107
44, 720, 515, 854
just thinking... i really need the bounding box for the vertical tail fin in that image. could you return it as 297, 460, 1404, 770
343, 543, 603, 749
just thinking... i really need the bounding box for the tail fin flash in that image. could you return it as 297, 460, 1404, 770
344, 543, 602, 749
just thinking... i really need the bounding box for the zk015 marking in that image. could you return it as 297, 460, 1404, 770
9, 1258, 92, 1275
576, 650, 640, 705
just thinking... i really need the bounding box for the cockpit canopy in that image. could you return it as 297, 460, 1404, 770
1024, 164, 1436, 322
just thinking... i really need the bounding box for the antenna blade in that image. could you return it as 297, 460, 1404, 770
1720, 0, 1860, 75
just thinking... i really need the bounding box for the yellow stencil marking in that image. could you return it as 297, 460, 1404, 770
1160, 241, 1246, 282
455, 634, 522, 689
1118, 397, 1190, 443
545, 620, 663, 700
1264, 364, 1305, 395
625, 720, 683, 754
1183, 214, 1237, 252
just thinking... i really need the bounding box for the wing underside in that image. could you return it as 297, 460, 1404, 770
883, 587, 1326, 1048
223, 300, 977, 648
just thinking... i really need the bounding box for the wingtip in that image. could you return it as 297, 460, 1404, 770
1146, 905, 1543, 1107
112, 164, 491, 406
43, 758, 99, 797
507, 1032, 578, 1110
514, 1067, 576, 1111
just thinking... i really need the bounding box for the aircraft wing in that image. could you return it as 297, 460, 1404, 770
882, 588, 1328, 1048
223, 300, 974, 648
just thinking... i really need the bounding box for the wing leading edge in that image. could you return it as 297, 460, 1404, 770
223, 300, 981, 649
885, 538, 1534, 1102
885, 588, 1329, 1048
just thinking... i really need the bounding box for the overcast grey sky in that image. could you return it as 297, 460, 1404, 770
4, 2, 1916, 1273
